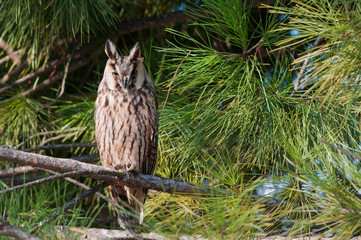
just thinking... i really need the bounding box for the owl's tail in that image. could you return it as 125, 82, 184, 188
109, 185, 146, 239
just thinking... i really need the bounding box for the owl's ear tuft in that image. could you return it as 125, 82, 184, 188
105, 39, 119, 60
129, 42, 140, 61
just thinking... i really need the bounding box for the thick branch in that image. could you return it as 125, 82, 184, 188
0, 217, 40, 240
0, 148, 226, 196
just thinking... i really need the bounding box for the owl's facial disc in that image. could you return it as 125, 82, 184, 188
105, 41, 141, 91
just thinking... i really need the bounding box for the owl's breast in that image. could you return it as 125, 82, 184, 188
95, 89, 156, 172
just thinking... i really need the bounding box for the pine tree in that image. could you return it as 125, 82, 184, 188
0, 0, 360, 239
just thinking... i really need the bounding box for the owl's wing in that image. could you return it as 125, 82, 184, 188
146, 125, 158, 175
144, 95, 158, 176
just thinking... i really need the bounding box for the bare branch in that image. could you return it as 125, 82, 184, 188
162, 50, 191, 115
0, 217, 40, 240
0, 58, 62, 94
2, 175, 45, 186
46, 52, 74, 106
344, 2, 350, 22
1, 58, 29, 86
290, 36, 323, 96
0, 148, 229, 196
0, 170, 115, 195
0, 49, 23, 66
31, 182, 109, 234
0, 166, 39, 179
44, 169, 112, 203
116, 11, 193, 36
22, 143, 97, 152
219, 37, 265, 59
0, 39, 21, 65
72, 153, 99, 163
15, 128, 82, 149
320, 139, 361, 161
21, 48, 101, 97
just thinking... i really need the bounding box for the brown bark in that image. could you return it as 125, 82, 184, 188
0, 148, 226, 196
0, 218, 41, 240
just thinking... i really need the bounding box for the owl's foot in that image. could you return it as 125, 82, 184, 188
113, 164, 126, 173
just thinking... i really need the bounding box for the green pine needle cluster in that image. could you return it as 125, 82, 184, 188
1, 0, 361, 239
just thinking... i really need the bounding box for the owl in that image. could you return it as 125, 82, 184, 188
94, 40, 158, 235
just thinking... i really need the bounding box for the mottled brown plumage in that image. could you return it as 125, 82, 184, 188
94, 40, 158, 235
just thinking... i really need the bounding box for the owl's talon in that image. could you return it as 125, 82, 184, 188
113, 164, 126, 173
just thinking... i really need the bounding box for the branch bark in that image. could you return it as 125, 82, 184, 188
22, 143, 97, 152
0, 165, 39, 178
0, 148, 227, 196
0, 217, 41, 240
0, 58, 62, 93
21, 47, 97, 97
0, 39, 21, 65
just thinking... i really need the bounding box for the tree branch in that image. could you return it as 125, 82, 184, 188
0, 217, 40, 240
31, 182, 109, 234
116, 11, 193, 36
0, 49, 23, 67
0, 58, 29, 86
290, 36, 323, 96
21, 48, 97, 97
0, 39, 21, 65
320, 139, 361, 161
0, 148, 228, 196
0, 166, 39, 179
22, 143, 97, 152
0, 58, 62, 94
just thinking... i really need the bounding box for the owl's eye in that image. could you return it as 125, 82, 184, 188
112, 72, 118, 77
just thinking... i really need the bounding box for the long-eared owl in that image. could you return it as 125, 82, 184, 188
94, 40, 158, 235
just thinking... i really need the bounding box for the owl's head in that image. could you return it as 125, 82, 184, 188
103, 40, 151, 91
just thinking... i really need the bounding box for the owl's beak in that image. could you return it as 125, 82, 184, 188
122, 76, 127, 89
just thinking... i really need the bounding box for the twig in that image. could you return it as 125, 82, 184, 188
1, 58, 30, 86
0, 170, 116, 195
220, 37, 265, 59
22, 143, 97, 152
116, 11, 193, 36
0, 217, 40, 240
344, 2, 350, 22
320, 139, 361, 161
290, 36, 323, 96
31, 182, 109, 234
0, 58, 62, 94
0, 49, 22, 66
15, 128, 82, 149
71, 153, 99, 163
161, 50, 191, 115
21, 47, 99, 97
89, 216, 117, 226
0, 39, 21, 65
38, 132, 79, 146
0, 148, 230, 196
0, 166, 39, 179
2, 175, 45, 186
46, 52, 73, 106
42, 168, 112, 203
